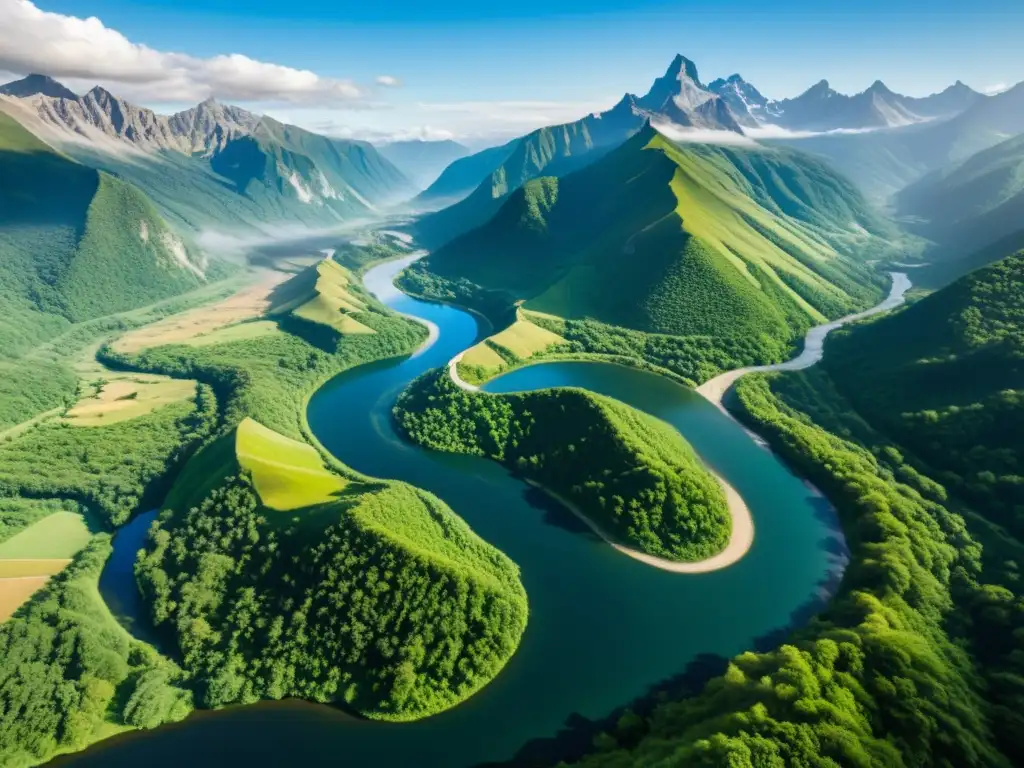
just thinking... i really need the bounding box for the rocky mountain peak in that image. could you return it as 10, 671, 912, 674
0, 73, 78, 100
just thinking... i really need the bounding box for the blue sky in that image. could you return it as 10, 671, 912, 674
4, 0, 1024, 144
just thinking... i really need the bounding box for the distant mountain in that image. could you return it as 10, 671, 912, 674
0, 73, 77, 100
413, 139, 519, 208
415, 54, 744, 247
0, 75, 414, 232
708, 75, 782, 127
770, 82, 1024, 202
898, 132, 1024, 246
709, 74, 984, 133
376, 139, 470, 190
412, 123, 892, 359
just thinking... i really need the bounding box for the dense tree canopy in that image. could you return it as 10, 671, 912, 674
394, 370, 730, 561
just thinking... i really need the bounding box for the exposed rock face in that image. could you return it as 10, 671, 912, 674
16, 85, 260, 156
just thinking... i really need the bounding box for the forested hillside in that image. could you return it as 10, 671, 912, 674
394, 369, 730, 562
404, 124, 891, 380
825, 252, 1023, 536
0, 111, 227, 432
106, 262, 529, 721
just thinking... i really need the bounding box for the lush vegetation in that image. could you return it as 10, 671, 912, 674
0, 537, 192, 768
405, 125, 891, 381
559, 253, 1024, 768
136, 473, 527, 720
394, 369, 730, 561
0, 388, 216, 528
104, 263, 529, 720
824, 253, 1024, 539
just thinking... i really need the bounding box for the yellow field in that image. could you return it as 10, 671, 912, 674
0, 576, 50, 621
66, 378, 196, 426
112, 270, 291, 353
488, 317, 566, 358
235, 418, 347, 511
0, 559, 71, 578
460, 341, 507, 369
291, 260, 376, 336
459, 314, 566, 380
180, 320, 280, 347
0, 511, 92, 559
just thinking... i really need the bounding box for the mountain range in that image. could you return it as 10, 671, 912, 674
412, 54, 993, 248
0, 74, 414, 233
411, 122, 893, 358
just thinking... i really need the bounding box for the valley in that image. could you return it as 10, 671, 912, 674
0, 14, 1022, 768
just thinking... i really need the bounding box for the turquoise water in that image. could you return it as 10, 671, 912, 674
60, 256, 844, 767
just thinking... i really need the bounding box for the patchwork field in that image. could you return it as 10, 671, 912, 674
0, 510, 93, 620
66, 378, 197, 426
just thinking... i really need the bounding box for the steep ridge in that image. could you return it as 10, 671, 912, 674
406, 124, 891, 366
0, 75, 414, 232
413, 55, 744, 247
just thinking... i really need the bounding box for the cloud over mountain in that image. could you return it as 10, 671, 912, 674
0, 0, 369, 105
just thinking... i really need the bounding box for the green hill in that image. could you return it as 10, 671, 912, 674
395, 369, 731, 562
413, 140, 519, 209
824, 251, 1023, 535
405, 124, 891, 371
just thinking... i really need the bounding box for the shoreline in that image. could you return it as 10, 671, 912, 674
524, 468, 754, 574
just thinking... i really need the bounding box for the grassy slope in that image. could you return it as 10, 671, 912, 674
410, 126, 889, 376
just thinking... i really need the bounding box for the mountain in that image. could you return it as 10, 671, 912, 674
897, 132, 1024, 258
0, 75, 414, 232
708, 74, 782, 126
824, 251, 1023, 535
770, 82, 1024, 201
414, 54, 744, 247
0, 73, 77, 100
410, 123, 893, 360
376, 139, 470, 189
412, 139, 519, 208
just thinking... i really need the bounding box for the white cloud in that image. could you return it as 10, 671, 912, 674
0, 0, 369, 105
744, 124, 881, 140
375, 75, 401, 88
651, 119, 759, 147
983, 83, 1009, 95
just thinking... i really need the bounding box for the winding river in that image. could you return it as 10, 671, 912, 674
65, 256, 909, 767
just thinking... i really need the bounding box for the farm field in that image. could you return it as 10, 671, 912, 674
66, 378, 197, 426
0, 510, 93, 620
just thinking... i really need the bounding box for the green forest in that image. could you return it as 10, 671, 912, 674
394, 369, 731, 561
824, 253, 1023, 539
560, 253, 1024, 768
105, 265, 529, 720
